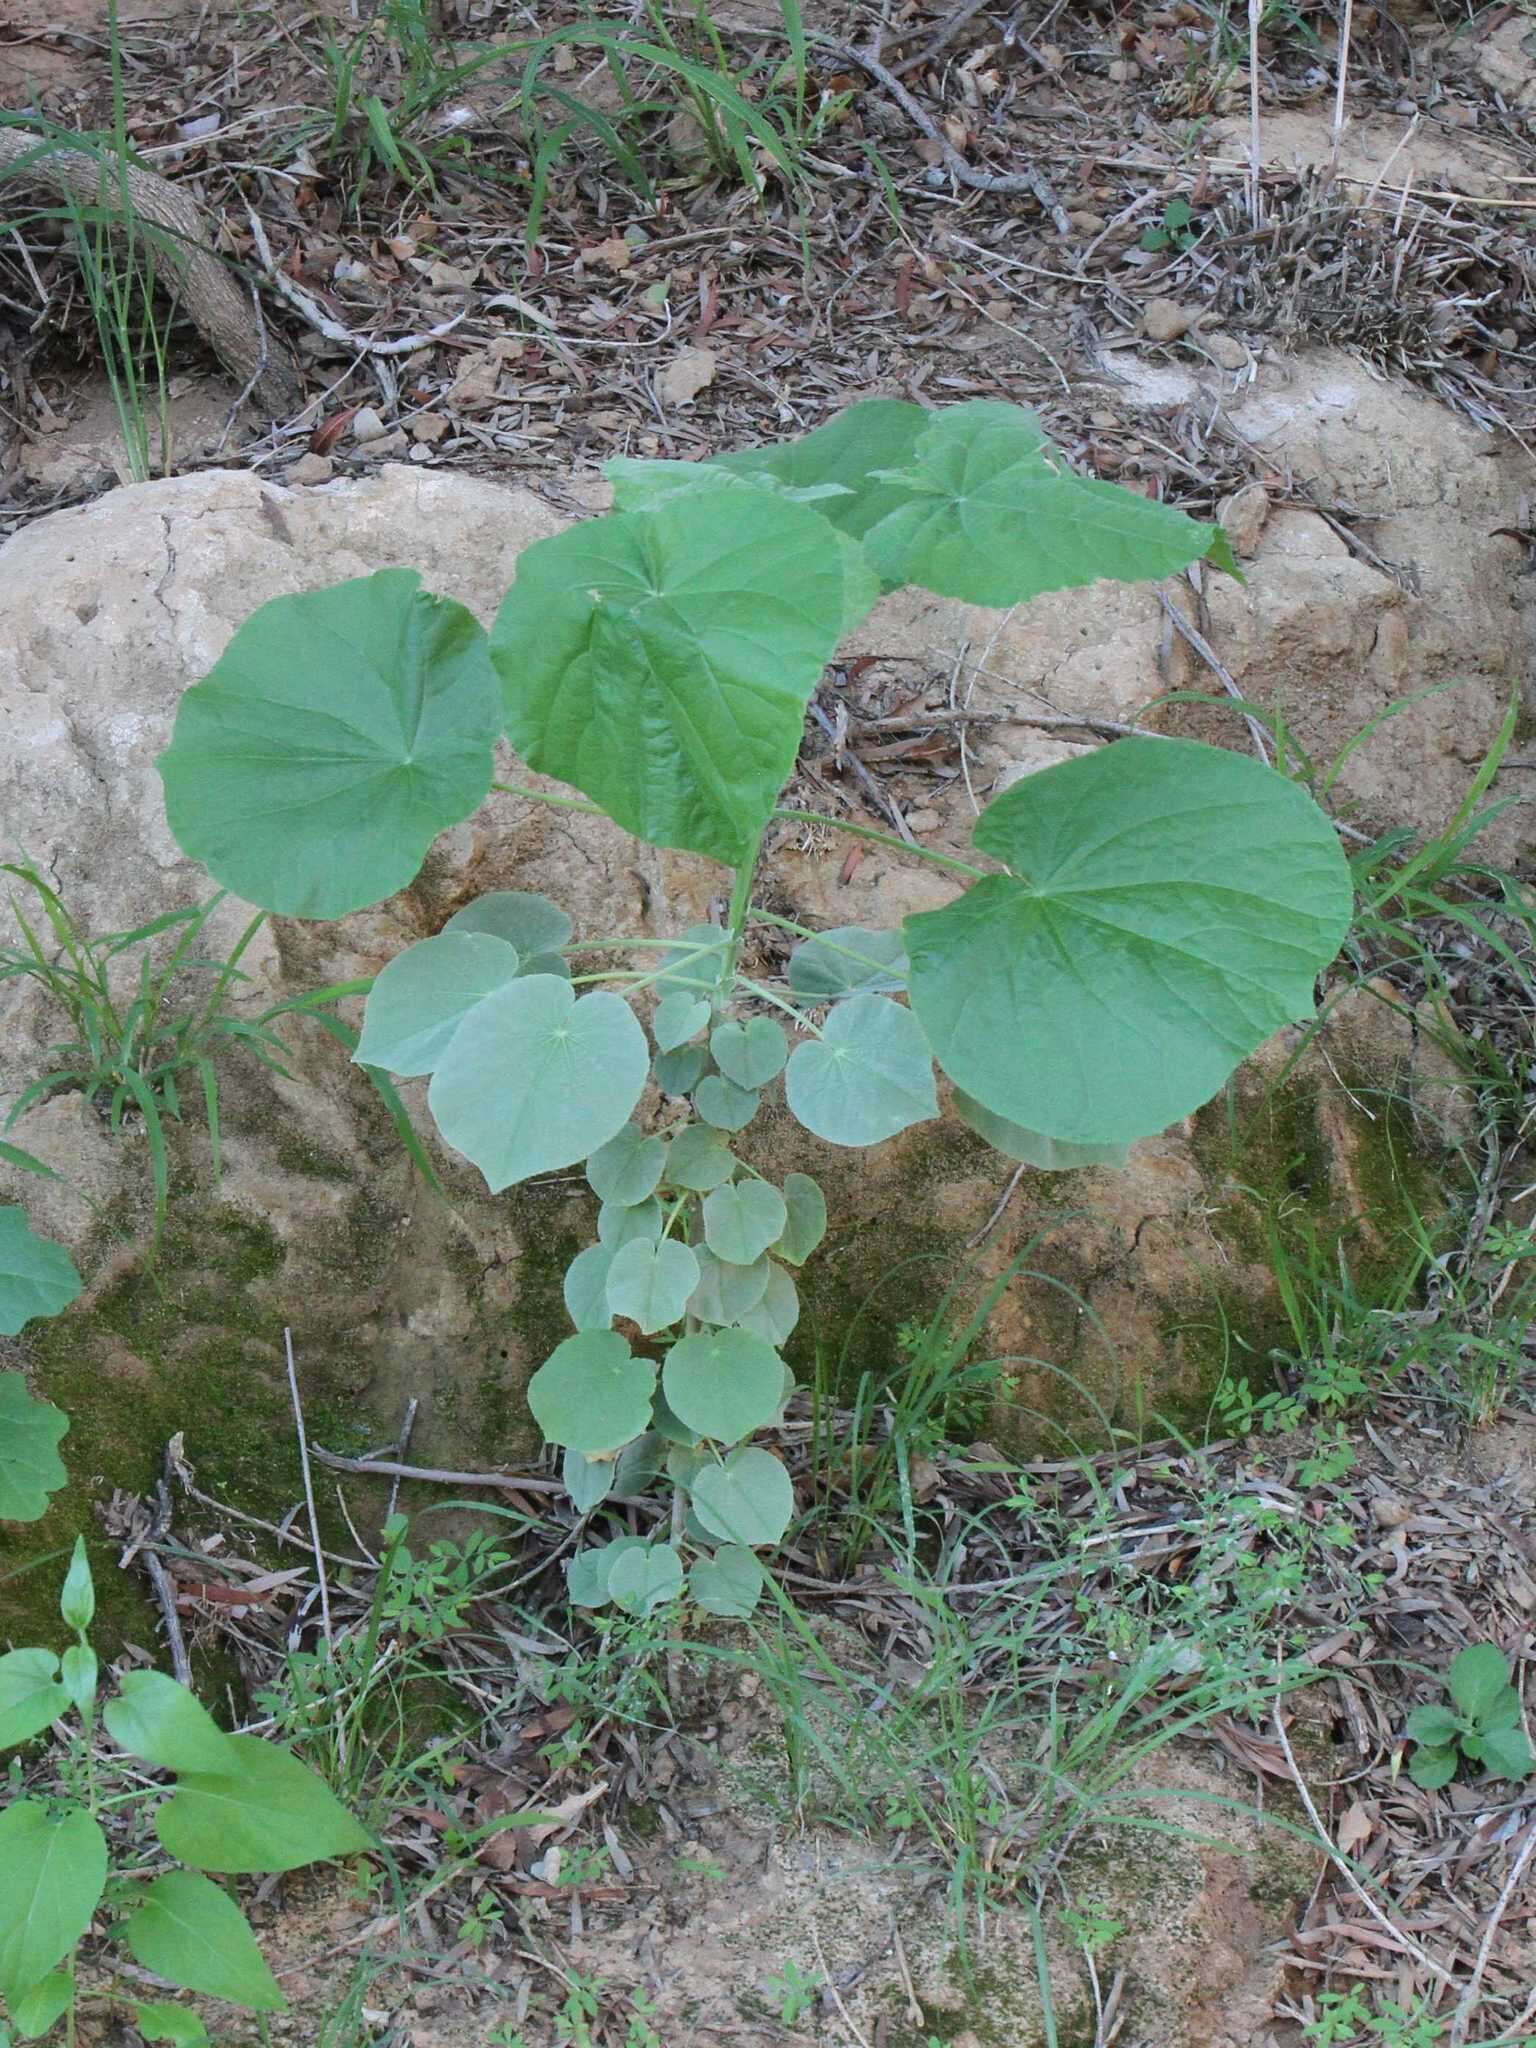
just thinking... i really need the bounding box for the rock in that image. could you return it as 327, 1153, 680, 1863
1069, 209, 1106, 233
1143, 297, 1199, 342
1201, 330, 1250, 370
658, 347, 717, 408
1218, 479, 1271, 558
288, 453, 334, 485
350, 406, 387, 443
355, 429, 410, 460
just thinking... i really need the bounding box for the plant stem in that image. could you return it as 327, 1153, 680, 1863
719, 827, 766, 1012
492, 781, 605, 816
773, 807, 987, 878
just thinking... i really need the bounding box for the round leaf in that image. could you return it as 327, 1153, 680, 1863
690, 1545, 766, 1619
785, 996, 937, 1146
688, 1247, 770, 1326
0, 1212, 81, 1337
694, 1075, 760, 1132
444, 889, 572, 958
0, 1369, 69, 1522
586, 1124, 666, 1207
353, 932, 520, 1077
663, 1328, 785, 1443
605, 1238, 700, 1336
654, 992, 710, 1051
732, 1261, 800, 1347
527, 1331, 656, 1454
606, 1543, 685, 1617
123, 1869, 285, 2012
788, 925, 908, 999
664, 1123, 736, 1192
490, 492, 850, 864
563, 1244, 615, 1332
597, 1196, 662, 1250
158, 569, 500, 918
953, 1090, 1131, 1171
153, 1734, 372, 1874
0, 1801, 108, 2008
703, 1181, 787, 1266
710, 1018, 787, 1090
689, 1448, 795, 1547
428, 977, 649, 1192
905, 739, 1355, 1146
569, 1536, 647, 1609
772, 1173, 826, 1266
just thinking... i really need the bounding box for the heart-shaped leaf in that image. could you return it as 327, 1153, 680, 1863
731, 1261, 800, 1347
710, 1018, 787, 1090
785, 996, 937, 1146
490, 491, 848, 864
568, 1536, 648, 1609
663, 1328, 785, 1444
0, 1650, 67, 1751
353, 932, 521, 1077
905, 739, 1354, 1146
653, 992, 710, 1051
688, 1247, 770, 1326
0, 1213, 82, 1337
787, 925, 908, 999
428, 978, 649, 1191
694, 1075, 760, 1132
597, 1196, 662, 1250
563, 1244, 615, 1332
605, 1238, 700, 1335
0, 1370, 69, 1522
689, 1447, 795, 1547
664, 1124, 736, 1192
527, 1331, 657, 1454
444, 889, 572, 960
158, 569, 500, 918
702, 1181, 788, 1266
562, 1448, 615, 1515
690, 1546, 766, 1619
655, 1045, 709, 1096
771, 1173, 826, 1266
0, 1801, 108, 2007
154, 1735, 371, 1874
953, 1090, 1132, 1171
606, 1543, 685, 1617
586, 1124, 666, 1207
123, 1869, 285, 2011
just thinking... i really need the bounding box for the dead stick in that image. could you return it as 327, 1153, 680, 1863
284, 1327, 333, 1651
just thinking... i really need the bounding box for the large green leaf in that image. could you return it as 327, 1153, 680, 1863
353, 932, 521, 1076
1449, 1644, 1513, 1724
444, 889, 572, 962
428, 977, 649, 1191
858, 402, 1230, 605
604, 1238, 699, 1336
0, 1651, 67, 1751
154, 1735, 372, 1874
689, 1447, 795, 1546
663, 1329, 784, 1444
906, 739, 1353, 1145
0, 1801, 108, 2007
490, 489, 849, 864
526, 1331, 657, 1454
711, 400, 929, 543
123, 1870, 285, 2012
0, 1371, 69, 1522
953, 1090, 1131, 1172
784, 996, 938, 1146
103, 1670, 235, 1776
11, 1971, 72, 2038
0, 1214, 81, 1338
157, 570, 500, 919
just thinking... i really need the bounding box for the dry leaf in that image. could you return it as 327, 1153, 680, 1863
1338, 1802, 1375, 1853
587, 237, 633, 274
658, 347, 717, 407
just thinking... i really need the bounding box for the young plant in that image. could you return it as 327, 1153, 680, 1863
152, 397, 1355, 1612
0, 1542, 370, 2042
1404, 1643, 1534, 1790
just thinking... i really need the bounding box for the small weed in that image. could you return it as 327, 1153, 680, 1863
1139, 197, 1199, 251
1403, 1643, 1534, 1790
765, 1959, 823, 2024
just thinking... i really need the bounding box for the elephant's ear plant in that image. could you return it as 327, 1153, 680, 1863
155, 398, 1354, 1618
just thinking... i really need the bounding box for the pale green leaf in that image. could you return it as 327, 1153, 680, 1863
59, 1648, 97, 1718
123, 1869, 285, 2012
687, 1247, 770, 1326
653, 992, 710, 1051
1406, 1704, 1461, 1748
690, 1546, 766, 1619
664, 1124, 736, 1192
568, 1536, 646, 1609
563, 1244, 615, 1332
656, 925, 730, 1000
731, 1261, 800, 1347
444, 890, 572, 959
58, 1539, 93, 1636
710, 1018, 787, 1090
953, 1090, 1132, 1171
428, 978, 649, 1191
689, 1447, 795, 1547
353, 932, 520, 1076
154, 1735, 372, 1874
0, 1651, 67, 1751
655, 1045, 709, 1096
0, 1371, 68, 1523
605, 1238, 699, 1336
597, 1196, 662, 1250
614, 1433, 664, 1494
133, 2001, 211, 2045
490, 491, 848, 864
702, 1181, 787, 1266
787, 925, 907, 999
11, 1971, 71, 2038
650, 1387, 699, 1446
0, 1213, 81, 1338
0, 1801, 107, 2007
785, 996, 937, 1146
586, 1124, 666, 1207
103, 1671, 234, 1775
1465, 1726, 1534, 1781
771, 1173, 826, 1266
527, 1331, 657, 1454
606, 1543, 685, 1617
905, 739, 1355, 1145
562, 1448, 615, 1515
158, 570, 500, 919
663, 1329, 784, 1443
694, 1075, 760, 1132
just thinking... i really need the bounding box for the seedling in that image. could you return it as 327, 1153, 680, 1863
1405, 1643, 1533, 1789
765, 1960, 823, 2024
1139, 196, 1199, 252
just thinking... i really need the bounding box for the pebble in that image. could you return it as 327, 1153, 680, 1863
350, 405, 388, 443
1070, 209, 1107, 233
1143, 297, 1199, 343
1217, 480, 1271, 559
288, 453, 333, 486
906, 808, 942, 834
357, 429, 410, 460
1202, 330, 1249, 370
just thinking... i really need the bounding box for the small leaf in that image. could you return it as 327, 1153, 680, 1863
444, 890, 572, 959
651, 1387, 700, 1447
428, 977, 649, 1192
690, 1546, 766, 1619
597, 1196, 662, 1250
954, 1090, 1132, 1171
563, 1244, 615, 1332
653, 993, 710, 1051
133, 2003, 211, 2046
694, 1076, 760, 1132
527, 1331, 657, 1454
656, 924, 729, 1000
123, 1869, 285, 2012
0, 1214, 82, 1338
785, 996, 937, 1146
703, 1181, 788, 1266
568, 1536, 647, 1609
562, 1448, 614, 1515
663, 1329, 785, 1444
688, 1247, 770, 1326
655, 1045, 709, 1096
690, 1448, 795, 1547
352, 932, 520, 1076
0, 1801, 108, 2007
605, 1238, 700, 1335
1449, 1644, 1512, 1723
0, 1372, 69, 1522
1464, 1725, 1534, 1782
59, 1648, 96, 1718
788, 926, 908, 999
664, 1124, 736, 1192
1406, 1704, 1462, 1749
1479, 1686, 1523, 1733
586, 1124, 666, 1207
614, 1432, 665, 1494
158, 569, 500, 919
731, 1261, 800, 1347
1408, 1745, 1458, 1791
11, 1972, 71, 2038
606, 1544, 685, 1617
771, 1173, 827, 1266
58, 1539, 94, 1636
154, 1736, 372, 1874
710, 1018, 787, 1090
0, 1651, 67, 1751
103, 1670, 235, 1775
